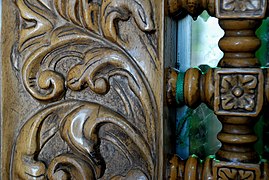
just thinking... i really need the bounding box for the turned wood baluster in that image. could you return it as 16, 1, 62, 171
218, 20, 261, 68
167, 0, 269, 178
215, 19, 262, 163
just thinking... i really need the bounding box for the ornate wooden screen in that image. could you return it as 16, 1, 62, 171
1, 0, 269, 179
167, 0, 269, 179
0, 0, 170, 179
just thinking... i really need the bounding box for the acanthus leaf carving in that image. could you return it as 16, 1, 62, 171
54, 0, 101, 34
11, 101, 154, 179
100, 0, 155, 44
47, 154, 95, 180
16, 0, 157, 104
13, 0, 158, 179
16, 0, 55, 52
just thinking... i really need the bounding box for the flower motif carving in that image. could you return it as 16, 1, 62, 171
222, 0, 261, 12
218, 167, 255, 179
220, 74, 257, 112
216, 0, 266, 18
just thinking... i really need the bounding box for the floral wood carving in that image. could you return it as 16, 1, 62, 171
214, 68, 263, 117
15, 0, 157, 101
222, 0, 261, 12
216, 0, 266, 18
11, 101, 154, 179
220, 74, 257, 111
12, 0, 158, 179
218, 167, 255, 179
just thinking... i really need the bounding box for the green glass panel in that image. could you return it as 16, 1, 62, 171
256, 18, 269, 66
188, 104, 221, 159
256, 18, 269, 159
187, 12, 222, 158
177, 13, 269, 160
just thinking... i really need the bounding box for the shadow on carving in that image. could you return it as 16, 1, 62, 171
11, 0, 159, 179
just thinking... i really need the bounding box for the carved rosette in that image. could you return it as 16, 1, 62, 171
11, 0, 159, 179
214, 69, 263, 117
216, 0, 267, 18
220, 74, 257, 111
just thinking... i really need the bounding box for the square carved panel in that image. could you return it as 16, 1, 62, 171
213, 161, 261, 180
214, 68, 263, 117
216, 0, 267, 18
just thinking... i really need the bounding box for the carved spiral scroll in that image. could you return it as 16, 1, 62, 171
15, 0, 156, 102
15, 0, 157, 158
14, 0, 159, 179
11, 101, 154, 179
100, 0, 155, 43
47, 154, 95, 180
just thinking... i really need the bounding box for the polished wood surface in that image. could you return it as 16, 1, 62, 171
1, 0, 269, 179
168, 0, 269, 179
0, 0, 167, 179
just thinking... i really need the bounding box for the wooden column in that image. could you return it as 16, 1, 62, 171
167, 0, 269, 179
216, 19, 263, 163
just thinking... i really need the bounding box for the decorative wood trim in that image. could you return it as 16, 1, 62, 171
168, 0, 215, 18
167, 0, 269, 178
216, 0, 267, 19
169, 155, 269, 180
214, 68, 263, 117
1, 0, 166, 179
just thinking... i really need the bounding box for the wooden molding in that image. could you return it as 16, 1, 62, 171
168, 0, 215, 18
169, 155, 269, 179
216, 0, 267, 19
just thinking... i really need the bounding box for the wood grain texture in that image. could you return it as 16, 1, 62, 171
1, 0, 167, 179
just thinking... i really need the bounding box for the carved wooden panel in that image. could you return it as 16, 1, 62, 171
214, 68, 263, 117
216, 0, 267, 18
0, 0, 167, 179
214, 162, 261, 179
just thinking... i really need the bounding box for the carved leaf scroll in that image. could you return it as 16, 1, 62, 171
13, 0, 158, 179
11, 101, 154, 179
54, 0, 101, 34
100, 0, 155, 43
15, 0, 156, 102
